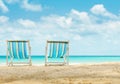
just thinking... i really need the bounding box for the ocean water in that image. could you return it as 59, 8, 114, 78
0, 56, 120, 65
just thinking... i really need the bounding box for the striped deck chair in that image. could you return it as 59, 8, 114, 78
6, 40, 32, 66
45, 40, 69, 66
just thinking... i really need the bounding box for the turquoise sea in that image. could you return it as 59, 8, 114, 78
0, 56, 120, 65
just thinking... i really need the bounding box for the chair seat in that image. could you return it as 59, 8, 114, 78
48, 56, 63, 58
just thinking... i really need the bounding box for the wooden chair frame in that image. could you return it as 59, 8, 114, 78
45, 40, 69, 66
6, 40, 32, 66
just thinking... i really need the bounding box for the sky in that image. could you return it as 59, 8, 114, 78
0, 0, 120, 55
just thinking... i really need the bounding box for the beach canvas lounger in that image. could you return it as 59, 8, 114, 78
45, 40, 69, 66
6, 40, 32, 66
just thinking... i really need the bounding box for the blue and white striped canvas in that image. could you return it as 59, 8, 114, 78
48, 42, 68, 58
8, 41, 28, 59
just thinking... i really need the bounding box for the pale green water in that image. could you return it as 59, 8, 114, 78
0, 56, 120, 65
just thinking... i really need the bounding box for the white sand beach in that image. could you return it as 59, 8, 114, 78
0, 63, 120, 84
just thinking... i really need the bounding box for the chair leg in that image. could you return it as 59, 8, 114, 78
45, 63, 47, 66
8, 63, 10, 67
9, 62, 13, 67
29, 61, 32, 66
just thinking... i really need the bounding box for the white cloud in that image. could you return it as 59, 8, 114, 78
56, 16, 72, 28
0, 0, 9, 13
0, 16, 9, 23
70, 9, 91, 24
17, 19, 36, 28
10, 6, 119, 44
5, 0, 43, 12
41, 15, 72, 28
91, 4, 106, 14
90, 4, 117, 19
73, 35, 82, 40
0, 4, 120, 55
22, 0, 42, 12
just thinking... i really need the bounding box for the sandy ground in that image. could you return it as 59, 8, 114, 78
0, 63, 120, 84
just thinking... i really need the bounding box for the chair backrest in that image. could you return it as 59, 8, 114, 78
7, 40, 29, 59
47, 41, 69, 58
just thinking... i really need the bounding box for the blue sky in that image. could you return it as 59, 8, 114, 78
0, 0, 120, 55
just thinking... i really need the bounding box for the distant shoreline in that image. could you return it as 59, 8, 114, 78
1, 56, 120, 65
1, 62, 120, 66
